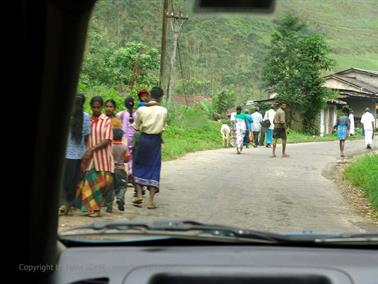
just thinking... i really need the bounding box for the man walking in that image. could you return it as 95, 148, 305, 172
360, 107, 375, 149
251, 107, 263, 147
133, 86, 168, 209
272, 102, 289, 158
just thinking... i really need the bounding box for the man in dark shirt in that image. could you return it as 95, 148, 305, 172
272, 102, 289, 158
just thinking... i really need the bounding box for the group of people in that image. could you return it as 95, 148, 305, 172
59, 86, 167, 217
222, 102, 289, 157
335, 107, 375, 157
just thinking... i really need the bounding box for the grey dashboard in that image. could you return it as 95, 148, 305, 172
54, 245, 378, 284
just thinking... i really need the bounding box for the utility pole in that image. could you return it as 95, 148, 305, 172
159, 0, 169, 88
166, 11, 188, 103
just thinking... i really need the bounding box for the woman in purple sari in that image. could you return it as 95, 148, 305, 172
117, 97, 137, 183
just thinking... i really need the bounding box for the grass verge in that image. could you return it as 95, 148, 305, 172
343, 153, 378, 212
162, 121, 222, 161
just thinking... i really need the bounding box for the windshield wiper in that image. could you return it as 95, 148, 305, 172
60, 220, 378, 245
59, 220, 296, 244
313, 232, 378, 244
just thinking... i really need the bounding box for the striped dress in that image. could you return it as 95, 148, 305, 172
86, 114, 114, 173
76, 114, 114, 214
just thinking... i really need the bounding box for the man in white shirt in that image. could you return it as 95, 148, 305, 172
360, 107, 375, 149
263, 106, 276, 147
348, 110, 355, 136
251, 107, 263, 147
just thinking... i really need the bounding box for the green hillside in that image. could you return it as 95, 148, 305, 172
84, 0, 378, 101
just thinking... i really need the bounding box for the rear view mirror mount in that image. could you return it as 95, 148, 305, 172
194, 0, 275, 13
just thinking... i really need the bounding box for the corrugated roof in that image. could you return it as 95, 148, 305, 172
336, 68, 378, 76
332, 75, 378, 94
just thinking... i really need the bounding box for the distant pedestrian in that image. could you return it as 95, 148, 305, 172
251, 107, 263, 147
348, 110, 355, 136
233, 106, 248, 154
272, 102, 289, 158
334, 107, 350, 157
264, 105, 276, 147
244, 110, 252, 148
361, 107, 375, 149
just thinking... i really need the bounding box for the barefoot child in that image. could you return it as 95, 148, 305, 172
107, 128, 129, 212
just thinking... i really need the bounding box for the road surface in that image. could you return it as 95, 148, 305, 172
59, 139, 378, 233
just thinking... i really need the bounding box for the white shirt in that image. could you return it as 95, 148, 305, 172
264, 109, 276, 130
361, 112, 375, 131
251, 111, 263, 132
230, 112, 236, 123
348, 114, 355, 134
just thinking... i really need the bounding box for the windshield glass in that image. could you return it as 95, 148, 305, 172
58, 0, 378, 240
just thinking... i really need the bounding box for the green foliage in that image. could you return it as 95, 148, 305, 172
262, 14, 334, 134
200, 99, 216, 120
213, 89, 236, 116
82, 86, 123, 113
80, 33, 159, 90
344, 154, 378, 213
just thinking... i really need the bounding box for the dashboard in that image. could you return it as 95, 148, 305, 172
54, 245, 378, 284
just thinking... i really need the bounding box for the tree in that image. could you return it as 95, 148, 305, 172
80, 34, 159, 90
262, 14, 334, 134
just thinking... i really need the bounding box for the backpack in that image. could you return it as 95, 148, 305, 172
261, 119, 271, 128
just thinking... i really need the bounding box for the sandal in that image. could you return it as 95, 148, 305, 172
58, 205, 67, 216
88, 210, 101, 217
133, 197, 143, 204
147, 202, 157, 209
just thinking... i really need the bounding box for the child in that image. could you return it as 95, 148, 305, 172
137, 89, 158, 108
107, 128, 129, 212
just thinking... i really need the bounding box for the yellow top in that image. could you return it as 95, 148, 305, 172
135, 105, 168, 134
111, 117, 122, 128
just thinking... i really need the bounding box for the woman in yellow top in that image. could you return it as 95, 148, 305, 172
105, 99, 122, 128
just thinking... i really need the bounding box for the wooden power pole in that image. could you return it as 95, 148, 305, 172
166, 11, 188, 103
159, 0, 169, 88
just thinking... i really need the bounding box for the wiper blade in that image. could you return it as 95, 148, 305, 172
314, 232, 378, 243
59, 220, 294, 244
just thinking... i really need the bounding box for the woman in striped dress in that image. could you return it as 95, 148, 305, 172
76, 96, 114, 217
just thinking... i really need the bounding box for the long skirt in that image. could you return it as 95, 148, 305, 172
61, 159, 81, 208
133, 133, 162, 192
75, 167, 112, 213
265, 128, 273, 145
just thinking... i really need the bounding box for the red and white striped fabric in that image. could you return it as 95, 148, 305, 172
86, 114, 114, 173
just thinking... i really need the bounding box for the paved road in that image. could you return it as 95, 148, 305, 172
59, 139, 377, 233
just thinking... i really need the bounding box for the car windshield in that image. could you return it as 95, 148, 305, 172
58, 0, 378, 241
